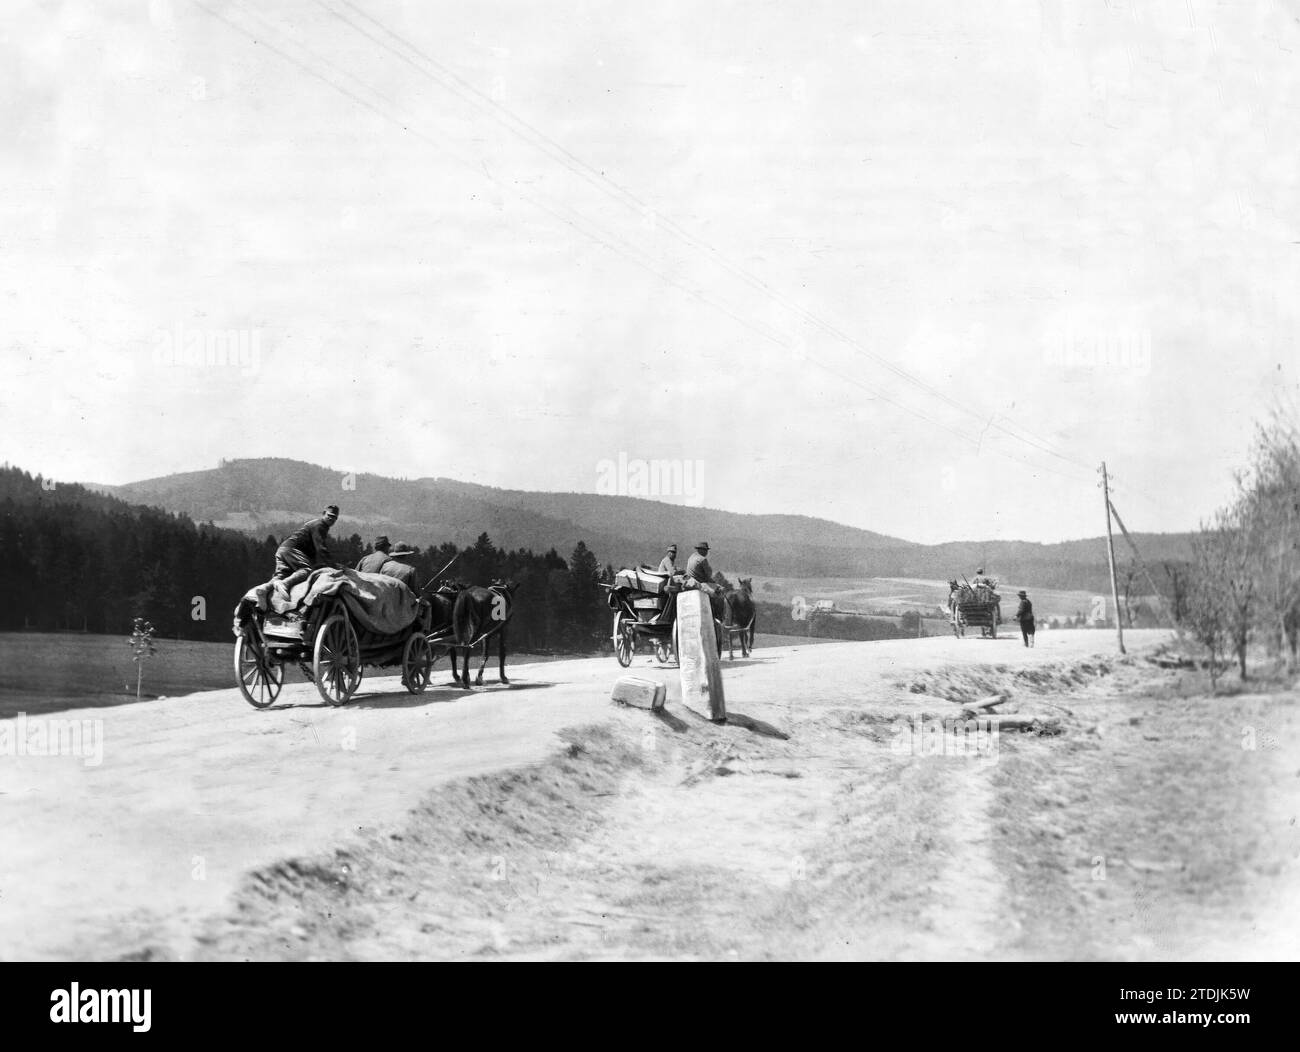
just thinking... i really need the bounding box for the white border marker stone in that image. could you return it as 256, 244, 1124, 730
675, 589, 726, 722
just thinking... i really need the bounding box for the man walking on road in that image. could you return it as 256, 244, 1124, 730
1015, 590, 1036, 647
357, 535, 392, 573
274, 505, 340, 581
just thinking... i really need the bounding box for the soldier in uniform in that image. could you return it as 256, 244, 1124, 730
657, 544, 678, 574
274, 505, 340, 581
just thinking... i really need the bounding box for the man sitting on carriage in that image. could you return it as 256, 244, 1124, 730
686, 541, 715, 590
356, 535, 392, 573
274, 505, 341, 584
657, 544, 678, 574
379, 543, 423, 597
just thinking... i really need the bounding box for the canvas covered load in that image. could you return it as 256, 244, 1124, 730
237, 567, 419, 636
613, 565, 671, 595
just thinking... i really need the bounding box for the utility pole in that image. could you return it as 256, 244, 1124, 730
1099, 462, 1126, 655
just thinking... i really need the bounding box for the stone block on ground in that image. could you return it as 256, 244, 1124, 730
611, 676, 666, 711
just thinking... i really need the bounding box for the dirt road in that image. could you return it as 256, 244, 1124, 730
2, 628, 1297, 961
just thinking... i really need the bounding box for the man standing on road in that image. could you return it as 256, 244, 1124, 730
657, 544, 678, 574
274, 505, 340, 581
356, 535, 391, 573
380, 544, 423, 596
1015, 590, 1036, 648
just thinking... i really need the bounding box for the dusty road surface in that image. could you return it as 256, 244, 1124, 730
2, 628, 1298, 961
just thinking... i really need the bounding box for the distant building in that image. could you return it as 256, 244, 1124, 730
813, 599, 835, 612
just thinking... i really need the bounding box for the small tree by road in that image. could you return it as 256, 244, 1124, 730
127, 617, 158, 700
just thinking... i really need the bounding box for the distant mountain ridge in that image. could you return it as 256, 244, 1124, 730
90, 458, 1196, 591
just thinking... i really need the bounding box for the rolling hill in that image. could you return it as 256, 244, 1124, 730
89, 458, 1196, 591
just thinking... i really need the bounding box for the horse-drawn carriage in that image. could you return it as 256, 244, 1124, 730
948, 580, 1001, 639
233, 568, 433, 708
605, 566, 742, 666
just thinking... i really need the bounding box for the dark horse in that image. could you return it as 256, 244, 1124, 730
721, 577, 757, 650
451, 580, 517, 688
423, 580, 466, 684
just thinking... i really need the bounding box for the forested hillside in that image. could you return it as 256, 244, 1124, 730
0, 466, 613, 651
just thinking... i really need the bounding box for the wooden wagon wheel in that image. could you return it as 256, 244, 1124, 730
614, 610, 634, 667
234, 632, 283, 709
313, 611, 361, 706
654, 638, 673, 664
402, 633, 432, 694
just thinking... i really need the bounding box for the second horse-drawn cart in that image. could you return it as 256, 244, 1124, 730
604, 566, 726, 667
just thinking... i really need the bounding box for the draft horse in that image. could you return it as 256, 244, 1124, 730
719, 577, 756, 655
451, 580, 517, 688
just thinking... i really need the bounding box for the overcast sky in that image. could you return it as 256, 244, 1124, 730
3, 0, 1297, 543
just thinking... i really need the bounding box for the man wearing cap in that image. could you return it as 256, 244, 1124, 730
274, 505, 340, 581
357, 536, 392, 573
380, 543, 423, 596
1015, 590, 1035, 648
686, 542, 714, 588
657, 544, 678, 575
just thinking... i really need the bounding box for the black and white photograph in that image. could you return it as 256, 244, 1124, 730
1, 0, 1298, 993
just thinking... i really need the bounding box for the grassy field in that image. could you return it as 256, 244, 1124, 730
0, 631, 238, 718
746, 574, 1108, 624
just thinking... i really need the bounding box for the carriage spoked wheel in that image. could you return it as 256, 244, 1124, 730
313, 612, 362, 706
402, 633, 432, 694
654, 639, 674, 664
614, 611, 635, 668
234, 633, 284, 709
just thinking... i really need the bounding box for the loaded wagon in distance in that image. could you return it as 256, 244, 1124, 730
949, 580, 1001, 639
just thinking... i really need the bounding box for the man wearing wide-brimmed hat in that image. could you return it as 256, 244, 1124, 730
356, 535, 392, 573
380, 543, 422, 595
686, 541, 714, 587
1015, 590, 1035, 648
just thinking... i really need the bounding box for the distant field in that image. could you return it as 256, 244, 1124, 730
0, 632, 238, 718
745, 575, 1109, 623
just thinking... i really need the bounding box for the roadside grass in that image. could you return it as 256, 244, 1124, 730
988, 677, 1299, 960
191, 723, 649, 960
0, 632, 236, 717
